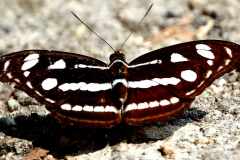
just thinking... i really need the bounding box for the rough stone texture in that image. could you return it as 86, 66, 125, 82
0, 0, 240, 159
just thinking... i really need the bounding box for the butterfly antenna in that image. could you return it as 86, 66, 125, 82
71, 11, 116, 52
119, 3, 153, 50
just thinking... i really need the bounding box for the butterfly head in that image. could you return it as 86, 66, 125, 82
109, 50, 125, 63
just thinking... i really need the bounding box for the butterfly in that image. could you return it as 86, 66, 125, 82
0, 40, 239, 127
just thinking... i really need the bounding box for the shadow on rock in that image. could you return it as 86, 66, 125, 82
0, 108, 206, 158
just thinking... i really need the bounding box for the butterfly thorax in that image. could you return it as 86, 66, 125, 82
109, 51, 128, 113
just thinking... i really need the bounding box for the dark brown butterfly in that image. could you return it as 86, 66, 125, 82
0, 40, 239, 127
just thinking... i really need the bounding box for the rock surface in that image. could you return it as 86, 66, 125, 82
0, 0, 240, 159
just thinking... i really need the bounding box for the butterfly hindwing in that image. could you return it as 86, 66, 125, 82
0, 50, 121, 127
124, 40, 240, 125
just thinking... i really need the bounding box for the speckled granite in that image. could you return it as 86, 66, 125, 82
0, 0, 240, 159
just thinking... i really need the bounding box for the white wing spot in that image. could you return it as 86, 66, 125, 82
196, 44, 215, 59
14, 78, 20, 83
58, 82, 112, 92
170, 53, 188, 63
7, 73, 13, 79
41, 78, 58, 90
125, 98, 178, 112
150, 60, 159, 64
205, 70, 212, 78
24, 54, 39, 61
186, 89, 196, 96
170, 97, 179, 104
105, 106, 118, 113
48, 59, 66, 69
45, 98, 55, 103
128, 77, 181, 89
224, 59, 231, 66
217, 66, 224, 71
94, 106, 105, 112
35, 90, 43, 97
181, 70, 197, 82
149, 101, 159, 108
58, 83, 80, 91
87, 83, 112, 92
207, 60, 213, 66
197, 81, 205, 88
72, 105, 83, 112
195, 44, 211, 50
21, 59, 39, 71
129, 59, 162, 68
224, 47, 233, 58
74, 64, 108, 70
78, 82, 88, 91
21, 54, 40, 71
137, 102, 148, 109
128, 80, 158, 88
26, 81, 33, 89
196, 49, 215, 59
125, 103, 138, 111
23, 71, 30, 77
61, 104, 71, 111
83, 105, 94, 112
74, 64, 87, 68
160, 99, 170, 106
153, 77, 181, 86
3, 60, 10, 72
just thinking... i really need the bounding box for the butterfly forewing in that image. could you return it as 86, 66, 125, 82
124, 40, 240, 125
0, 50, 121, 127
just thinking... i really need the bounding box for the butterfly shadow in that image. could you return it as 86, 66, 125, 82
0, 108, 206, 158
